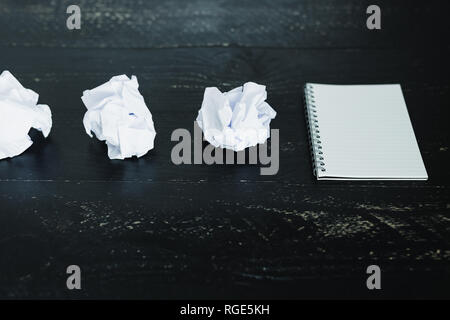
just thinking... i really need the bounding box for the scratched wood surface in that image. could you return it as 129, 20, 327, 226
0, 0, 449, 299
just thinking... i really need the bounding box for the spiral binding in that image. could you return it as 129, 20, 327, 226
304, 84, 326, 175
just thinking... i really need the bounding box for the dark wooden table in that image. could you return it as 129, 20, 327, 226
0, 0, 449, 299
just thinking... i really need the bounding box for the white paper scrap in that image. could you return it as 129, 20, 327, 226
196, 82, 277, 152
81, 75, 156, 160
0, 70, 52, 160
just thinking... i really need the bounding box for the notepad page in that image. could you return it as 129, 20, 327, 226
309, 84, 428, 180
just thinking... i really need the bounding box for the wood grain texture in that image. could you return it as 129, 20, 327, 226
0, 0, 449, 49
0, 0, 449, 299
0, 181, 448, 298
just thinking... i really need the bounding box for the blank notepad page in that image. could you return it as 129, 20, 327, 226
305, 84, 428, 180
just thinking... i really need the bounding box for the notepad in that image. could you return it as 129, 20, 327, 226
304, 83, 428, 180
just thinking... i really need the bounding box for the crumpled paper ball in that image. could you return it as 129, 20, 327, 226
196, 82, 277, 152
81, 75, 156, 160
0, 70, 52, 160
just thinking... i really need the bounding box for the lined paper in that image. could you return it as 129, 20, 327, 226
306, 84, 428, 180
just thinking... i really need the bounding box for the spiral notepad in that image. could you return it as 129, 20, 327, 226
304, 83, 428, 180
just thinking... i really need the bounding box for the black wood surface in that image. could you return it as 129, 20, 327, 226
0, 0, 449, 299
